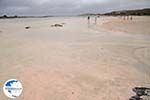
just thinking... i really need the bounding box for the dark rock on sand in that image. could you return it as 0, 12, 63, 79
51, 24, 63, 27
129, 87, 150, 100
25, 26, 31, 29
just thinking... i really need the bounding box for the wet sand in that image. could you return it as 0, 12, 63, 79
0, 17, 150, 100
95, 16, 150, 35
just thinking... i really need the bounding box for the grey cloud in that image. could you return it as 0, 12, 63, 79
0, 0, 150, 16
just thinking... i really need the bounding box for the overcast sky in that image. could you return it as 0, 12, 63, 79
0, 0, 150, 16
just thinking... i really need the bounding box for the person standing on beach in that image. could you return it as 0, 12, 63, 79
130, 16, 133, 20
88, 16, 90, 24
95, 16, 97, 24
127, 15, 129, 20
123, 16, 126, 20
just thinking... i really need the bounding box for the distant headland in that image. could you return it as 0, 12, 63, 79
79, 8, 150, 16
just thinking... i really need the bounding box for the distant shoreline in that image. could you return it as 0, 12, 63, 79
0, 16, 54, 19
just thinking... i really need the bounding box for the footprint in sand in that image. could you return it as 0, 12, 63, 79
134, 47, 150, 66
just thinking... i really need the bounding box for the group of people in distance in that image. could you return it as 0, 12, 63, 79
122, 16, 133, 20
87, 15, 133, 26
87, 16, 98, 25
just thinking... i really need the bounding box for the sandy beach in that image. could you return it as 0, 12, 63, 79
0, 16, 150, 100
94, 16, 150, 35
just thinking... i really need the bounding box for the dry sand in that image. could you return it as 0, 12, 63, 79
0, 17, 150, 100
